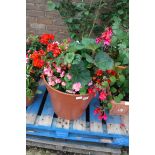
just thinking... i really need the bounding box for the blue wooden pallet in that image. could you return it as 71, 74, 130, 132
26, 85, 129, 147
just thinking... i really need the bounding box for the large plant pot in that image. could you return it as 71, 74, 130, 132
109, 100, 129, 116
42, 75, 95, 120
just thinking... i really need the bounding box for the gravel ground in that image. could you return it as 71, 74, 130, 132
26, 146, 129, 155
26, 146, 83, 155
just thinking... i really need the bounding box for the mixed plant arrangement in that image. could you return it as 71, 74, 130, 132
26, 0, 129, 120
26, 24, 128, 120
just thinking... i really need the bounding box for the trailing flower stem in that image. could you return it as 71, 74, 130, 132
89, 0, 103, 37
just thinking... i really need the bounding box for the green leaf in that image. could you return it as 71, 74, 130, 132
82, 38, 100, 51
47, 0, 56, 11
66, 18, 73, 23
119, 74, 126, 83
84, 53, 95, 64
66, 82, 72, 90
107, 103, 112, 109
72, 54, 82, 64
118, 93, 124, 100
64, 53, 75, 64
102, 81, 109, 88
118, 10, 124, 15
69, 61, 91, 86
79, 87, 87, 95
110, 87, 117, 93
95, 51, 114, 70
67, 42, 84, 53
110, 76, 116, 85
114, 96, 121, 103
84, 11, 89, 15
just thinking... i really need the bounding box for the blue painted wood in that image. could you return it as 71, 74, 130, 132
106, 113, 122, 124
72, 110, 86, 131
26, 85, 46, 114
89, 97, 101, 123
40, 94, 54, 116
27, 124, 128, 139
26, 90, 129, 147
26, 130, 128, 147
89, 97, 107, 133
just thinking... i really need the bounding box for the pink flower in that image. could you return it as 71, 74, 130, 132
66, 74, 72, 80
96, 37, 102, 44
60, 71, 65, 78
72, 82, 82, 92
47, 71, 53, 77
55, 78, 61, 84
96, 27, 113, 46
48, 81, 55, 86
94, 107, 101, 115
88, 81, 93, 86
99, 91, 107, 101
102, 113, 107, 120
98, 113, 107, 121
103, 38, 111, 46
88, 88, 94, 94
27, 50, 31, 53
61, 81, 66, 86
44, 67, 50, 74
44, 67, 53, 77
56, 67, 61, 73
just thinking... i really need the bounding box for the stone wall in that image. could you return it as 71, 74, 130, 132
26, 0, 112, 40
26, 0, 69, 40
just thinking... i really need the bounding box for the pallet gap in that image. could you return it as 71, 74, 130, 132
53, 113, 58, 118
37, 89, 48, 116
86, 105, 90, 122
102, 119, 106, 124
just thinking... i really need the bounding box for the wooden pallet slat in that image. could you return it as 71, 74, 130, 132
26, 87, 129, 147
26, 85, 46, 124
106, 113, 128, 135
73, 111, 86, 131
35, 94, 54, 126
89, 97, 103, 133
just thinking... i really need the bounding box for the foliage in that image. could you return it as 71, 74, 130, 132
47, 0, 107, 40
26, 34, 46, 98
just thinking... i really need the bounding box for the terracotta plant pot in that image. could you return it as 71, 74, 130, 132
42, 75, 95, 120
26, 96, 35, 106
109, 100, 129, 116
26, 88, 37, 107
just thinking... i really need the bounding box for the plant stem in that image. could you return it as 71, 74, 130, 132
88, 0, 103, 37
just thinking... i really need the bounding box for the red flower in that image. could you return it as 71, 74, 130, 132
30, 51, 40, 60
106, 70, 117, 76
47, 42, 61, 57
40, 34, 54, 45
96, 79, 101, 84
38, 49, 45, 56
33, 58, 44, 68
94, 107, 101, 115
96, 69, 103, 76
98, 113, 107, 120
88, 88, 94, 94
107, 79, 111, 84
99, 91, 107, 101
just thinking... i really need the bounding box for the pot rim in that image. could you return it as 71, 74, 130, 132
42, 75, 95, 97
